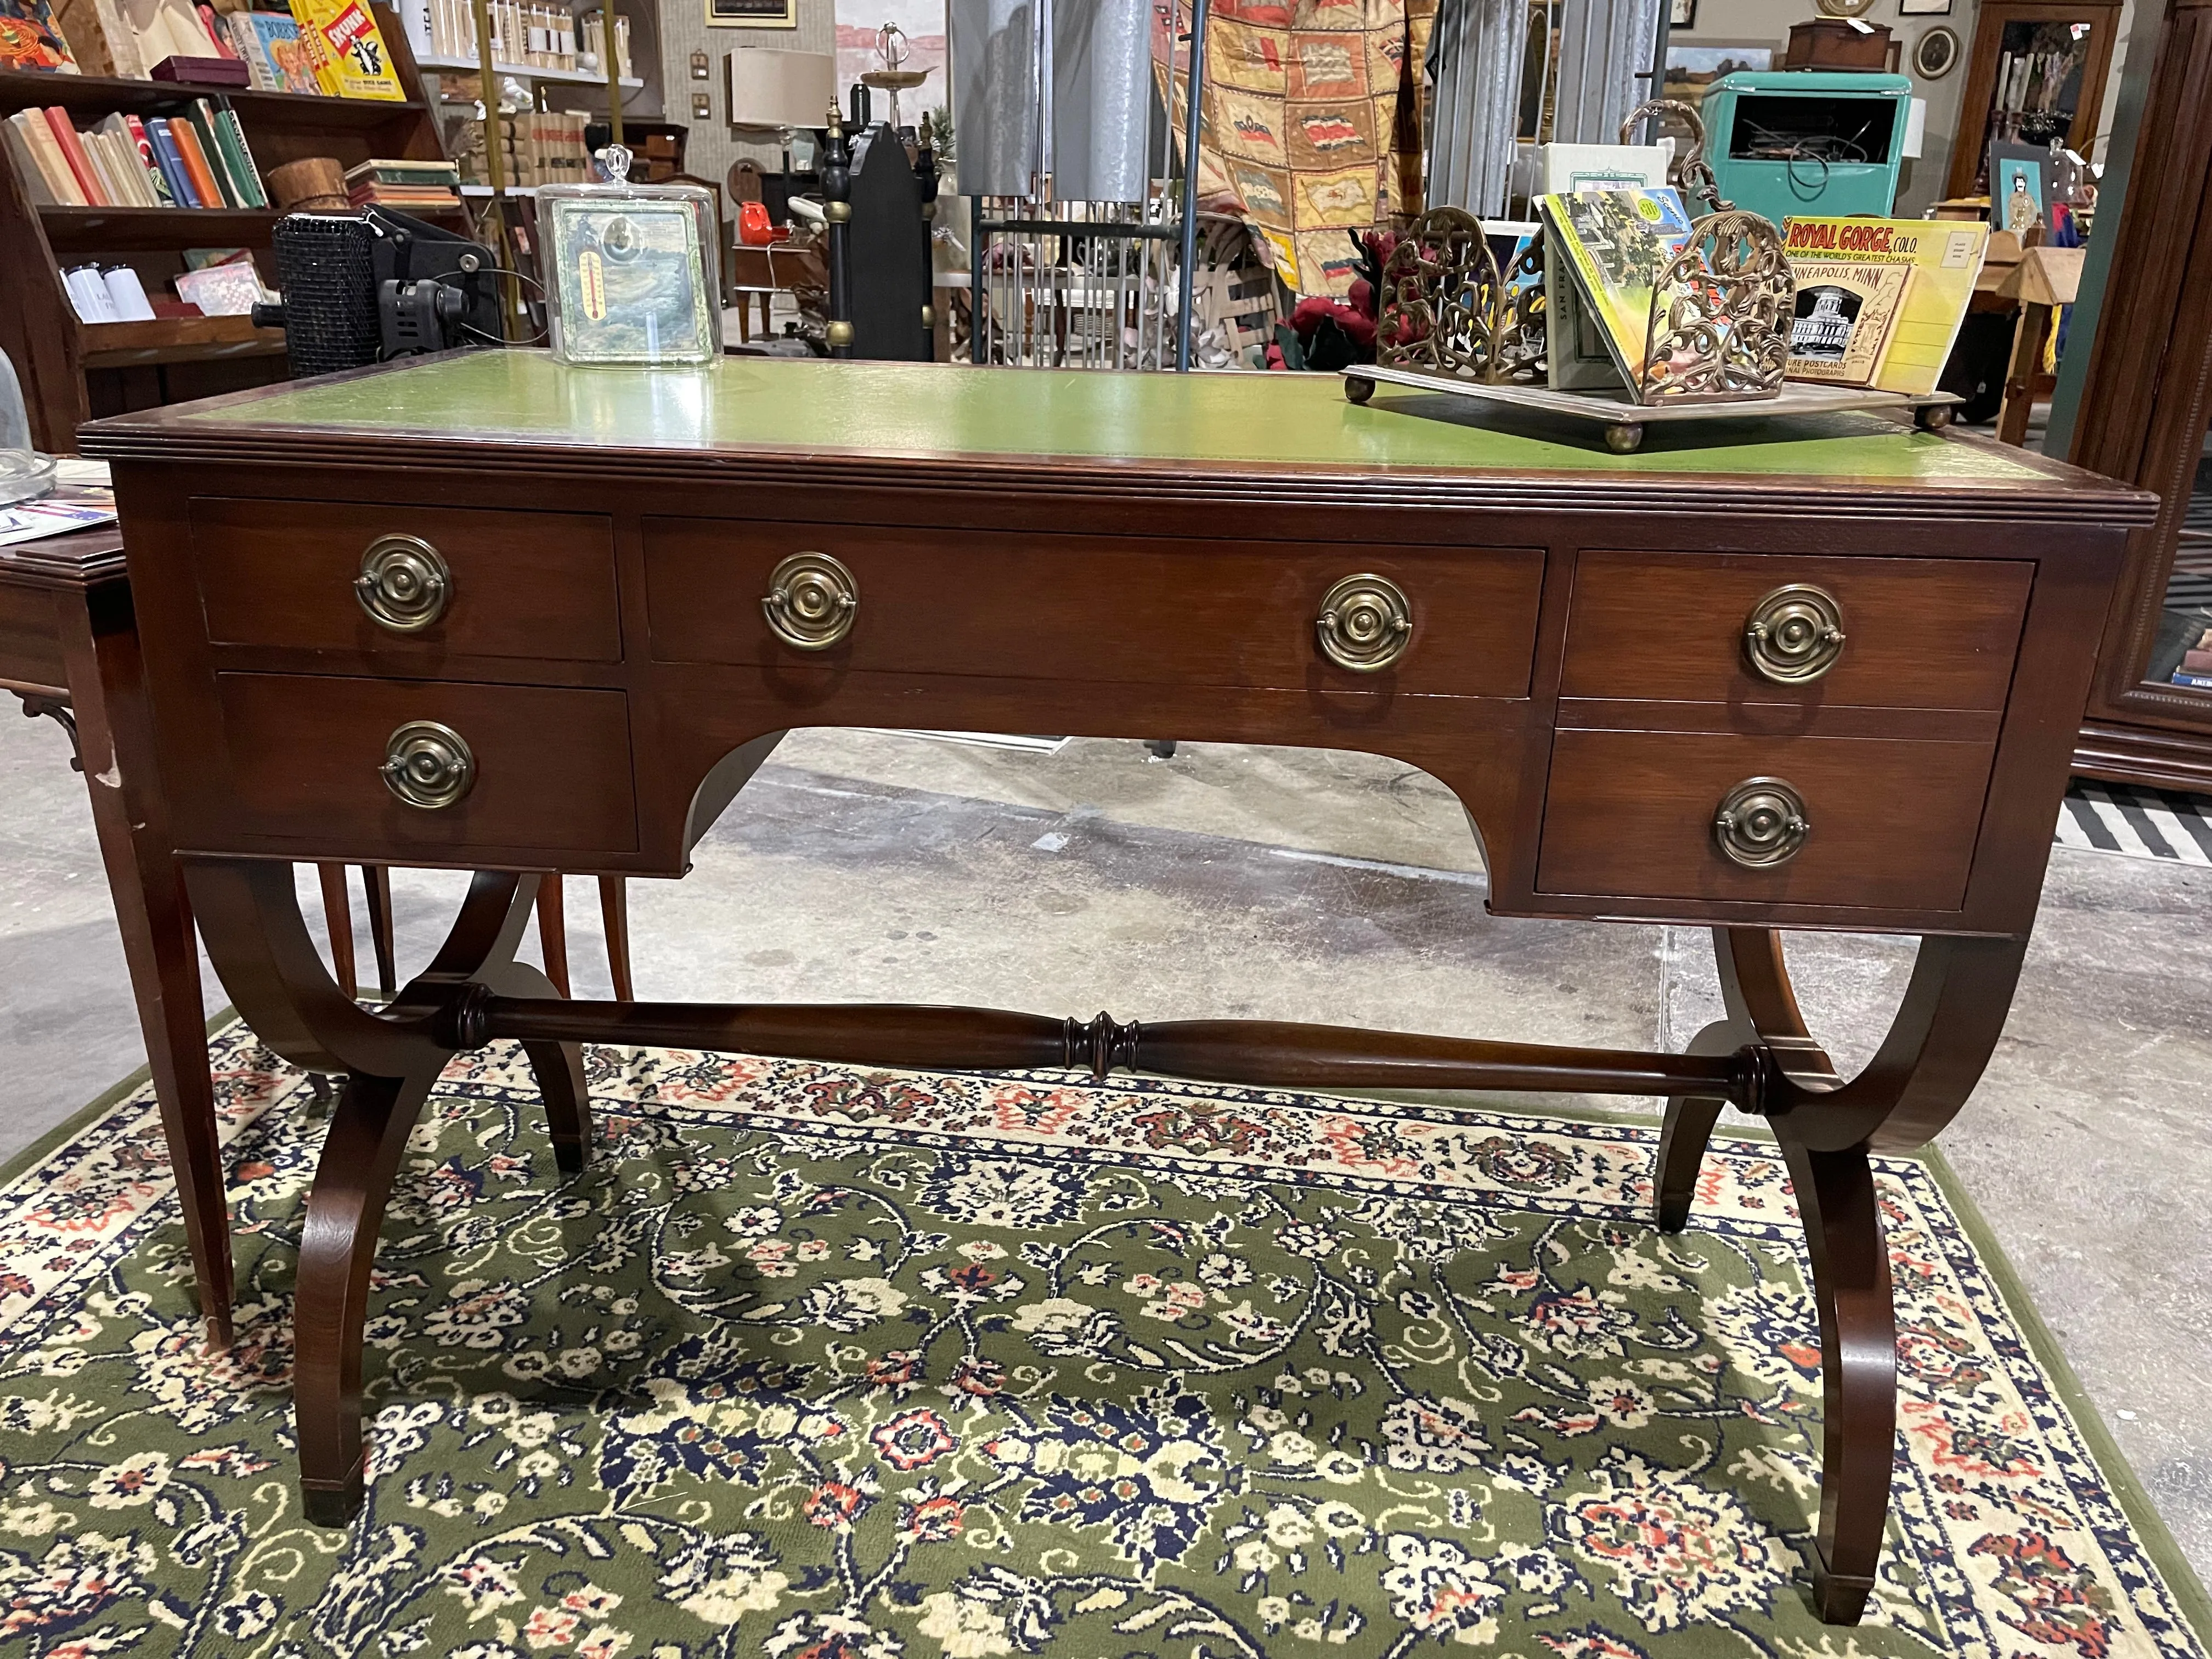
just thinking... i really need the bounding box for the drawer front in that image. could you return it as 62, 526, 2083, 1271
1561, 551, 2032, 710
1538, 729, 1994, 910
191, 500, 621, 663
215, 674, 636, 853
644, 520, 1545, 697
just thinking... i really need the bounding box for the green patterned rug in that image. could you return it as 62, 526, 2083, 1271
1, 1020, 2206, 1659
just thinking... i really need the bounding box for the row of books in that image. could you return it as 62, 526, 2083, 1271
455, 106, 591, 189
398, 0, 630, 78
6, 0, 403, 100
3, 98, 269, 209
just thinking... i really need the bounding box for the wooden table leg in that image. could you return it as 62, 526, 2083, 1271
185, 860, 589, 1522
1996, 301, 2053, 447
536, 872, 571, 998
360, 866, 396, 997
53, 582, 232, 1350
597, 874, 633, 1001
317, 864, 356, 1000
1657, 926, 2026, 1623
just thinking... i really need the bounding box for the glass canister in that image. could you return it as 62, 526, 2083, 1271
539, 145, 723, 366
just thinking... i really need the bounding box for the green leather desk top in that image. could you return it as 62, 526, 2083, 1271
163, 351, 2064, 487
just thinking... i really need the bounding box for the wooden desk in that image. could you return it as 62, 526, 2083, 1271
81, 353, 2154, 1624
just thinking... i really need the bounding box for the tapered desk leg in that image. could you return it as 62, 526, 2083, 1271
360, 866, 396, 996
55, 583, 233, 1350
598, 876, 633, 1002
317, 865, 356, 1000
536, 873, 571, 998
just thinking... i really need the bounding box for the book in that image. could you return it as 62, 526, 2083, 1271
53, 0, 140, 76
0, 114, 55, 203
94, 113, 153, 205
2172, 672, 2212, 690
1538, 187, 1698, 391
165, 111, 226, 206
42, 105, 105, 202
232, 8, 312, 92
2181, 648, 2212, 674
0, 0, 79, 69
343, 156, 458, 184
10, 106, 82, 202
1540, 143, 1671, 195
290, 0, 405, 99
145, 115, 202, 205
1786, 261, 1911, 387
125, 112, 176, 205
208, 100, 267, 205
1781, 217, 1991, 398
173, 258, 261, 314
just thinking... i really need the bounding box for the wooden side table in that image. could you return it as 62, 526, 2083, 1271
0, 522, 232, 1347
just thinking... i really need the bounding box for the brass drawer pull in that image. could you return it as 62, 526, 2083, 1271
356, 534, 452, 634
1713, 776, 1810, 869
1316, 572, 1413, 672
1744, 583, 1844, 684
762, 551, 859, 650
381, 720, 475, 810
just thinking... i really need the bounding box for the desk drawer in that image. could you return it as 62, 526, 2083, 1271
1561, 551, 2032, 710
644, 520, 1545, 697
191, 500, 620, 663
215, 674, 636, 853
1538, 729, 1993, 911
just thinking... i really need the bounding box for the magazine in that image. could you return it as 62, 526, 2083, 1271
1781, 217, 1990, 397
1539, 187, 1697, 391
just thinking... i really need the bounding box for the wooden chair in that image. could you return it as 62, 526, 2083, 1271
315, 866, 633, 1001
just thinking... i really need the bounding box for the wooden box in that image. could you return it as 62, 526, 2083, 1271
1784, 19, 1894, 70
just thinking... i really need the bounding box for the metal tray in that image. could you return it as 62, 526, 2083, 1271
1342, 366, 1962, 453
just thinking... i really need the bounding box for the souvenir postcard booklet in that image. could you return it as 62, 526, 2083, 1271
1786, 261, 1911, 386
1781, 217, 1990, 397
1539, 187, 1697, 392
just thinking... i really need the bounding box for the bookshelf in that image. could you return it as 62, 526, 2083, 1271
0, 7, 455, 454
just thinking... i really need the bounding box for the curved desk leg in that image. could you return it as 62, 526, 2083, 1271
187, 860, 589, 1523
295, 1068, 435, 1525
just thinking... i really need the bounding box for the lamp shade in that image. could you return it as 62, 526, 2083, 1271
724, 47, 838, 129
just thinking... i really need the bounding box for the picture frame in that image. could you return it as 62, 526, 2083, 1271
1898, 0, 1952, 14
1987, 140, 2054, 232
1669, 0, 1695, 28
1912, 24, 1959, 78
706, 0, 795, 27
1662, 42, 1774, 106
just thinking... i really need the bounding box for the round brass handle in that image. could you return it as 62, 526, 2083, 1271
380, 720, 475, 810
1316, 573, 1413, 673
1743, 583, 1844, 684
1713, 777, 1810, 869
762, 551, 859, 651
355, 534, 451, 634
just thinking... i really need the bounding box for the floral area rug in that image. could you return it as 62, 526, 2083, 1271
1, 1020, 2207, 1659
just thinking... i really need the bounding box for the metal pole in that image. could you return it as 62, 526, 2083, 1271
470, 0, 520, 334
1175, 0, 1211, 372
604, 2, 624, 148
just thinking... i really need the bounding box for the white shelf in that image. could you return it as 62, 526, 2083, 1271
459, 183, 539, 195
414, 52, 641, 88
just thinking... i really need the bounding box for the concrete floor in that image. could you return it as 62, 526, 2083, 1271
2, 714, 2207, 1584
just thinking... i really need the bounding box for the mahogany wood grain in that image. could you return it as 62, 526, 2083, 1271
212, 675, 637, 854
643, 521, 1547, 698
1560, 551, 2033, 712
191, 500, 621, 664
1538, 730, 1997, 910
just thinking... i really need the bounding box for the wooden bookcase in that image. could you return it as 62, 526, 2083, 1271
1943, 0, 2124, 201
0, 7, 448, 454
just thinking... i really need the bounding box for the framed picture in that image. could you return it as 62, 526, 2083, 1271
1988, 141, 2054, 232
1899, 0, 1952, 13
1662, 42, 1774, 106
1669, 0, 1695, 27
1912, 24, 1959, 78
707, 0, 795, 26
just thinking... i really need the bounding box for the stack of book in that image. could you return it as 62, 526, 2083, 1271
409, 0, 578, 71
456, 107, 590, 189
2, 98, 269, 209
345, 155, 459, 208
2174, 627, 2212, 692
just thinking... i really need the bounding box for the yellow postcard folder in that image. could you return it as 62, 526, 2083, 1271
1782, 217, 1990, 398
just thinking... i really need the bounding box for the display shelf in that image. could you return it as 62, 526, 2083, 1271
78, 314, 286, 369
0, 67, 430, 131
38, 205, 284, 253
412, 53, 641, 89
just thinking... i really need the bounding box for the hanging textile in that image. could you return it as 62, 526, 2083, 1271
1160, 0, 1438, 300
